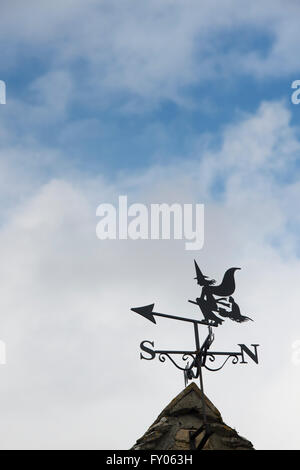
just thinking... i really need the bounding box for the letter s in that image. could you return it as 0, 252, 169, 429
140, 340, 155, 360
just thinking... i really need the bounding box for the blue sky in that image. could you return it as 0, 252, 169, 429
1, 1, 300, 176
2, 47, 299, 176
1, 0, 300, 450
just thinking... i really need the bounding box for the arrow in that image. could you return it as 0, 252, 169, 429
131, 303, 219, 327
131, 304, 157, 324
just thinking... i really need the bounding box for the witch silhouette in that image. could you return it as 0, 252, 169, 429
193, 261, 252, 325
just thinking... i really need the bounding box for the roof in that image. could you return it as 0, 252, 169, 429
131, 382, 254, 450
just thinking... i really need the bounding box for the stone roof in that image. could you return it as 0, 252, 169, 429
131, 382, 254, 450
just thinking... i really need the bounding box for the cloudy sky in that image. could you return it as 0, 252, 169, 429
0, 0, 300, 450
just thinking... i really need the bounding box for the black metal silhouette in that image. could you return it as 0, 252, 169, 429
192, 261, 252, 325
131, 260, 259, 446
218, 296, 253, 323
131, 303, 218, 327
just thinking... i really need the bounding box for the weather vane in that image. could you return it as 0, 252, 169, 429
131, 261, 259, 447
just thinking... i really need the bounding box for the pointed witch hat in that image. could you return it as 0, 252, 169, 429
193, 260, 211, 286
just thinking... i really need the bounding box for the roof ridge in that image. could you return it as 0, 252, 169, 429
153, 382, 222, 424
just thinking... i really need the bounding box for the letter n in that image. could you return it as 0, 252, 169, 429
238, 344, 259, 364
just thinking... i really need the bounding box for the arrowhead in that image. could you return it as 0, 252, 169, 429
131, 304, 156, 324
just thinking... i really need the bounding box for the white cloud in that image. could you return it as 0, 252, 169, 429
1, 1, 300, 106
0, 100, 299, 448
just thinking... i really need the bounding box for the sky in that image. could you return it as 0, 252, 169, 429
0, 0, 300, 450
